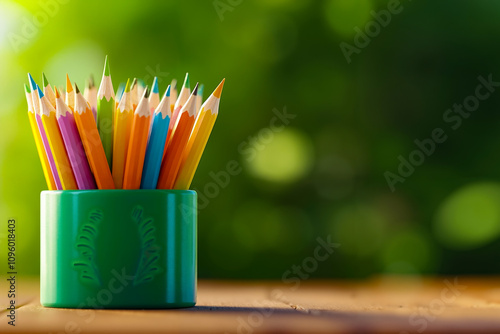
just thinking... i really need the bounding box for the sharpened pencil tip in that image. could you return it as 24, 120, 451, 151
103, 55, 110, 76
28, 73, 37, 90
124, 78, 131, 93
89, 74, 95, 87
183, 73, 190, 89
37, 85, 44, 98
192, 83, 199, 96
198, 84, 204, 97
54, 87, 60, 98
144, 86, 150, 98
165, 85, 171, 97
172, 79, 177, 90
42, 72, 49, 87
66, 74, 73, 93
131, 78, 137, 89
152, 77, 159, 94
213, 78, 225, 98
74, 83, 80, 94
24, 83, 30, 94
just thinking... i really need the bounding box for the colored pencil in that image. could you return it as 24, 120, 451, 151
195, 83, 204, 114
25, 83, 57, 190
170, 79, 177, 112
123, 88, 151, 189
65, 74, 75, 111
97, 56, 115, 169
39, 86, 78, 190
174, 79, 224, 189
171, 73, 190, 127
137, 79, 146, 101
42, 73, 56, 108
157, 83, 199, 189
163, 73, 190, 158
29, 74, 63, 190
115, 82, 126, 106
149, 76, 160, 118
131, 78, 138, 110
141, 85, 171, 189
84, 75, 97, 121
55, 88, 96, 190
112, 79, 133, 189
74, 84, 115, 189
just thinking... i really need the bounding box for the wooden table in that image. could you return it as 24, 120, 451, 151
2, 276, 500, 333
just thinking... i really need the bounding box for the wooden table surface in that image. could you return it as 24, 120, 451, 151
2, 276, 500, 333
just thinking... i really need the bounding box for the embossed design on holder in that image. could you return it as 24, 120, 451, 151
72, 210, 103, 287
72, 206, 161, 288
131, 206, 162, 286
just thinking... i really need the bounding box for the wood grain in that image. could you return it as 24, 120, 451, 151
1, 277, 500, 333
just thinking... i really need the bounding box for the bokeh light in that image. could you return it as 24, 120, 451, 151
246, 127, 314, 183
43, 41, 105, 88
0, 1, 32, 52
434, 183, 500, 249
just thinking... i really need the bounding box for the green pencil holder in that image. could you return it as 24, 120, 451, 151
40, 190, 197, 309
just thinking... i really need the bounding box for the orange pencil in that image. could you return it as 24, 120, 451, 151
163, 73, 190, 158
123, 88, 151, 189
130, 78, 138, 111
157, 83, 199, 189
174, 79, 225, 190
73, 84, 115, 189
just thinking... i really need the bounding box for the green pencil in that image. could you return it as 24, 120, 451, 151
97, 56, 115, 169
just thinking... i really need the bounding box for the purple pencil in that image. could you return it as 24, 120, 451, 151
55, 88, 96, 190
28, 74, 62, 190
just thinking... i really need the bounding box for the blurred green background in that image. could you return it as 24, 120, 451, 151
2, 0, 500, 279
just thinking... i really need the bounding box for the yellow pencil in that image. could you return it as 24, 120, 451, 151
174, 79, 225, 189
39, 86, 78, 190
25, 84, 56, 190
123, 88, 151, 189
112, 79, 133, 188
42, 73, 56, 108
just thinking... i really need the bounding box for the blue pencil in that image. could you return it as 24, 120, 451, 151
141, 85, 172, 189
115, 82, 126, 103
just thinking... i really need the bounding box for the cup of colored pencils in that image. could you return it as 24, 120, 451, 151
27, 56, 225, 309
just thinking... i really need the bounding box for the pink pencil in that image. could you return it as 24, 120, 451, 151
55, 88, 96, 190
28, 74, 62, 190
